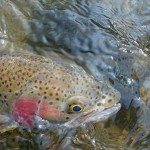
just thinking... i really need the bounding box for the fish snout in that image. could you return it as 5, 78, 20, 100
100, 90, 121, 108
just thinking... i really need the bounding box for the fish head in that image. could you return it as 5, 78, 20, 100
11, 64, 121, 126
58, 82, 121, 126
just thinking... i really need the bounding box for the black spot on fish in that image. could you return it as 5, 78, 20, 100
49, 102, 53, 105
49, 93, 53, 96
102, 95, 106, 99
66, 117, 70, 120
97, 102, 102, 106
45, 87, 49, 90
97, 86, 100, 89
108, 99, 112, 103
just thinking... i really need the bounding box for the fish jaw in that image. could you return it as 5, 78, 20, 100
11, 96, 64, 125
63, 103, 121, 127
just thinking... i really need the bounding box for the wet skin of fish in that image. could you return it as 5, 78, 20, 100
0, 53, 121, 125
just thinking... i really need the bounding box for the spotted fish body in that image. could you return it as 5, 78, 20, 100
0, 53, 121, 125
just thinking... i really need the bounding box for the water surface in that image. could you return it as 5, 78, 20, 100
0, 0, 150, 149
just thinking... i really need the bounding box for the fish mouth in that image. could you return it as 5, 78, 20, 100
63, 103, 121, 127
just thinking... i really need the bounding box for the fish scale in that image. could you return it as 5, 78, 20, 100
0, 52, 121, 124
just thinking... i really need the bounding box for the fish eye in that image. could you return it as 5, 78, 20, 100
67, 104, 83, 113
66, 96, 86, 114
72, 105, 82, 112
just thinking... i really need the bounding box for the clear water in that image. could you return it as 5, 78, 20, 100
0, 0, 150, 149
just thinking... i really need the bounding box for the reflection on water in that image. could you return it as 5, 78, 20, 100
0, 0, 150, 149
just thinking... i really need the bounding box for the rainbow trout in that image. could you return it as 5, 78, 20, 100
0, 52, 121, 126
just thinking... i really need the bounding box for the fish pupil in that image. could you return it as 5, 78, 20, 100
73, 105, 81, 112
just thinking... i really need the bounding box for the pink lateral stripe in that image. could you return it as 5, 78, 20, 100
12, 96, 64, 125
